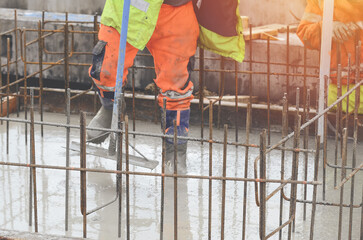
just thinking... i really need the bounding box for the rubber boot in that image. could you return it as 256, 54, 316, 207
163, 109, 190, 174
87, 96, 126, 143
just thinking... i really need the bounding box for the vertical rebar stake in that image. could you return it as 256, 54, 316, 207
303, 89, 310, 221
288, 115, 301, 240
322, 75, 329, 201
160, 98, 166, 240
220, 124, 228, 240
267, 37, 271, 145
117, 93, 124, 238
23, 29, 28, 145
259, 129, 267, 240
286, 26, 290, 112
199, 48, 204, 140
132, 66, 136, 137
14, 10, 20, 117
279, 93, 288, 240
235, 61, 239, 142
309, 135, 320, 240
353, 43, 361, 240
208, 100, 213, 240
334, 64, 342, 187
125, 115, 130, 240
30, 88, 38, 232
65, 89, 71, 231
6, 37, 10, 154
345, 54, 351, 131
38, 21, 44, 137
80, 112, 87, 238
64, 14, 70, 105
173, 119, 178, 240
218, 57, 225, 129
337, 128, 347, 240
93, 16, 99, 114
242, 101, 251, 240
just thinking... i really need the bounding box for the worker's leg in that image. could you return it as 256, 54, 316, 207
147, 2, 199, 172
88, 25, 138, 143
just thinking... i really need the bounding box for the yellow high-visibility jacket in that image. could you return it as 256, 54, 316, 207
101, 0, 245, 62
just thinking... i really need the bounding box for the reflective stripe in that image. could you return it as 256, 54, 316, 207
356, 21, 363, 29
131, 0, 150, 13
160, 87, 194, 100
94, 81, 115, 92
301, 11, 322, 23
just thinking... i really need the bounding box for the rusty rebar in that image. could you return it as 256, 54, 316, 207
23, 29, 28, 146
208, 101, 213, 240
117, 93, 124, 239
64, 21, 70, 103
80, 112, 87, 238
303, 89, 311, 221
199, 48, 204, 140
235, 61, 239, 142
279, 94, 288, 240
0, 16, 362, 240
309, 135, 320, 240
173, 119, 178, 240
217, 56, 225, 129
334, 64, 342, 187
28, 89, 38, 233
65, 89, 71, 232
322, 75, 328, 201
338, 128, 347, 240
14, 10, 20, 117
267, 37, 271, 145
288, 114, 301, 240
125, 115, 130, 240
242, 101, 251, 240
221, 124, 228, 240
160, 98, 166, 240
259, 129, 267, 240
37, 21, 44, 137
6, 37, 10, 154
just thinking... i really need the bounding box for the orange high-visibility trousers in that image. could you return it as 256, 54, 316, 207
89, 2, 199, 110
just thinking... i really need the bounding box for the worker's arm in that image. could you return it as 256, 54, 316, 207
296, 0, 323, 50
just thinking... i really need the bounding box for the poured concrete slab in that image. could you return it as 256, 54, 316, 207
0, 229, 85, 240
0, 111, 362, 239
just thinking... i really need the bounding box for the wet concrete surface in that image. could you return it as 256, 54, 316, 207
0, 112, 362, 239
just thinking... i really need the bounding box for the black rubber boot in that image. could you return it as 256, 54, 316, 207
163, 109, 190, 175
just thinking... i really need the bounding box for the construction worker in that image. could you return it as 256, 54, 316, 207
87, 0, 245, 172
297, 0, 363, 114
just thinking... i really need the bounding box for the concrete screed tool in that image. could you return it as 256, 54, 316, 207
70, 1, 158, 170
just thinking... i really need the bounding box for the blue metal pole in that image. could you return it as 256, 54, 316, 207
109, 0, 131, 155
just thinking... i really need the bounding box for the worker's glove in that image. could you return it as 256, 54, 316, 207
332, 21, 356, 43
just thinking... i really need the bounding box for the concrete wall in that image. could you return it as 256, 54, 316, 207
0, 0, 105, 15
1, 0, 306, 25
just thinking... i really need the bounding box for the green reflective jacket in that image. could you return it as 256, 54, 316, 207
101, 0, 245, 62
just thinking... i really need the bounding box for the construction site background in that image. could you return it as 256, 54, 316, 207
0, 0, 306, 26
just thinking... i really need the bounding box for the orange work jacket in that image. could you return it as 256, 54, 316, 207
297, 0, 362, 85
